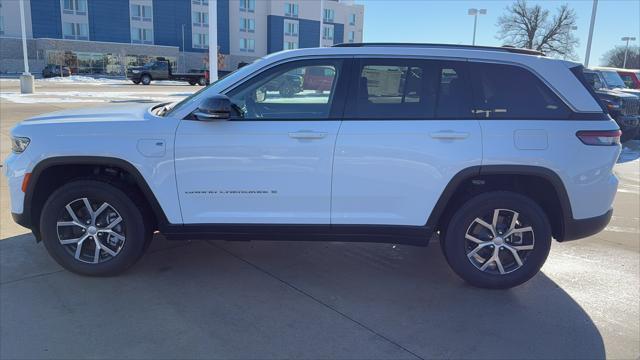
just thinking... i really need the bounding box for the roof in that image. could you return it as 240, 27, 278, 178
333, 43, 546, 56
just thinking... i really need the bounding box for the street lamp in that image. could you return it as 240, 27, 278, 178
468, 8, 487, 46
18, 0, 34, 94
621, 36, 637, 68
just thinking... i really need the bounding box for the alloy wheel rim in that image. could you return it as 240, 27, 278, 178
56, 198, 126, 264
464, 208, 535, 275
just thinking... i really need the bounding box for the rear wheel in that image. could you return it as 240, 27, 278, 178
443, 191, 552, 289
40, 180, 150, 276
132, 80, 141, 85
188, 80, 196, 86
141, 74, 151, 85
198, 77, 207, 86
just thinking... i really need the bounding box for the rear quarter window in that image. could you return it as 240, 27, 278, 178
469, 62, 571, 120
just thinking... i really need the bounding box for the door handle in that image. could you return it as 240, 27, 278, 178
430, 131, 469, 140
288, 131, 328, 139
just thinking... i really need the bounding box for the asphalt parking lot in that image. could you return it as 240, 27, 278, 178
0, 79, 638, 359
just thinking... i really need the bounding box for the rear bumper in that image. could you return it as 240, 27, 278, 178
560, 209, 613, 242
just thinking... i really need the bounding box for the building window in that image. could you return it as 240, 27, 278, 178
131, 5, 152, 21
323, 8, 334, 23
322, 25, 334, 40
63, 22, 89, 40
349, 13, 356, 25
239, 0, 255, 12
131, 27, 153, 44
285, 2, 298, 17
193, 33, 209, 49
240, 18, 255, 33
0, 16, 4, 35
285, 41, 298, 50
348, 31, 355, 43
63, 0, 87, 15
239, 38, 255, 52
284, 20, 298, 36
192, 11, 208, 27
192, 0, 208, 5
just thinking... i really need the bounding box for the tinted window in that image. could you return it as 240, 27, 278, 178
226, 59, 342, 120
348, 59, 472, 119
469, 62, 571, 119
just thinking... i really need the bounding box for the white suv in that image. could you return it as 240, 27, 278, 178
5, 44, 621, 288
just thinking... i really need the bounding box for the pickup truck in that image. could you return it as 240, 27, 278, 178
126, 59, 208, 86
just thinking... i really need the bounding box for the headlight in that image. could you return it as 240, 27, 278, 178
11, 137, 30, 153
132, 70, 140, 74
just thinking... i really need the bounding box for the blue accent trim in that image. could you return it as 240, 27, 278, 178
267, 15, 284, 53
88, 0, 130, 43
31, 0, 62, 39
217, 0, 230, 54
153, 0, 195, 52
298, 18, 320, 49
332, 23, 344, 45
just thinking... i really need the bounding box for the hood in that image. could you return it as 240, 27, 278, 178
596, 88, 638, 99
23, 103, 155, 125
612, 88, 640, 98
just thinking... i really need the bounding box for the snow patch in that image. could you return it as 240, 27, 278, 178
0, 91, 192, 104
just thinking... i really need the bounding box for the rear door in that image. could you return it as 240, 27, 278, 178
331, 58, 482, 226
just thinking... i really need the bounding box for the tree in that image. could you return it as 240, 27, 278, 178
497, 0, 578, 59
601, 45, 640, 68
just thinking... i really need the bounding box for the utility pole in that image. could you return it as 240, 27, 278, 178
208, 0, 218, 82
584, 0, 598, 67
468, 8, 486, 46
621, 36, 637, 68
19, 0, 34, 93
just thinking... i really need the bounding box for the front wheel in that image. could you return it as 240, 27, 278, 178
197, 77, 207, 86
141, 74, 151, 85
40, 180, 150, 276
442, 191, 552, 289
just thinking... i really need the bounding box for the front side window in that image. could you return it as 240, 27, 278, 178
225, 60, 343, 120
469, 62, 570, 119
600, 70, 627, 89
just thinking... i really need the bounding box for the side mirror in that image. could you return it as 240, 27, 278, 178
193, 94, 231, 121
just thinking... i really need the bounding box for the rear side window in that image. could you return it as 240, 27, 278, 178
346, 59, 472, 119
469, 62, 571, 119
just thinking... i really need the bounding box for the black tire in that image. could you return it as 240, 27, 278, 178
188, 80, 196, 86
141, 74, 151, 85
197, 77, 207, 86
40, 180, 149, 276
443, 191, 552, 289
132, 80, 141, 85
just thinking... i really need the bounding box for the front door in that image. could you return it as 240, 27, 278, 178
174, 58, 347, 224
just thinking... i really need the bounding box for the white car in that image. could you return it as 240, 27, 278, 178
5, 44, 621, 288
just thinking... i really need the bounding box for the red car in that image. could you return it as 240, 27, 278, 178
303, 66, 336, 92
617, 69, 640, 89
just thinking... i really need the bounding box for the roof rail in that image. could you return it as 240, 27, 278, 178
332, 43, 545, 56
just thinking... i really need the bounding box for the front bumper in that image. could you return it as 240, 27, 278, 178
560, 209, 613, 242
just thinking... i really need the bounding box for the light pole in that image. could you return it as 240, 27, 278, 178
19, 0, 34, 93
468, 8, 486, 46
181, 24, 185, 72
563, 25, 578, 60
208, 0, 218, 82
584, 0, 598, 67
319, 0, 324, 47
621, 36, 636, 68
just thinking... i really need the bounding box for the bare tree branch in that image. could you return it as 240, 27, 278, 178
497, 0, 579, 59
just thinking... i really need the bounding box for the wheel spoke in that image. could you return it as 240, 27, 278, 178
467, 242, 491, 259
93, 202, 109, 221
465, 233, 485, 244
92, 239, 101, 263
480, 254, 495, 271
512, 244, 534, 251
505, 245, 524, 266
65, 204, 82, 224
509, 212, 519, 232
82, 198, 94, 219
491, 209, 501, 229
60, 234, 87, 245
98, 229, 125, 243
105, 217, 122, 230
506, 226, 533, 237
473, 218, 496, 236
99, 244, 118, 257
495, 255, 506, 274
57, 221, 83, 228
74, 237, 87, 260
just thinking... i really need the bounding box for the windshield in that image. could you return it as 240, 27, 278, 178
600, 70, 627, 88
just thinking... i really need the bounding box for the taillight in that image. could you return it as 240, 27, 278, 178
576, 130, 622, 146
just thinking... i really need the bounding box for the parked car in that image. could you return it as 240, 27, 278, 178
584, 69, 640, 142
303, 66, 336, 92
263, 72, 303, 97
591, 67, 640, 98
617, 69, 640, 89
42, 64, 71, 78
6, 44, 621, 289
126, 58, 208, 86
